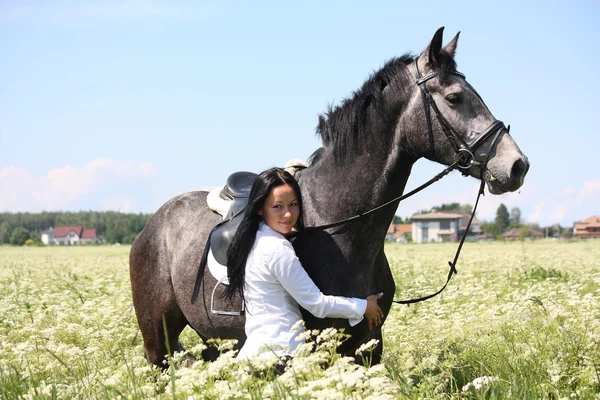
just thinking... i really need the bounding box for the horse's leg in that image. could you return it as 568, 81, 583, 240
138, 300, 190, 368
196, 332, 221, 362
358, 249, 393, 366
370, 328, 384, 365
130, 226, 190, 369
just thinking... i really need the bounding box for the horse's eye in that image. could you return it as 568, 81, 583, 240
445, 93, 463, 105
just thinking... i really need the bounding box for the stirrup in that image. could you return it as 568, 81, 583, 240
210, 276, 245, 316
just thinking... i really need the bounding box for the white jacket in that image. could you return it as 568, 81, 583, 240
237, 222, 366, 360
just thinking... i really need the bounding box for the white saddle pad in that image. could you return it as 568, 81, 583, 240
206, 186, 231, 218
207, 247, 229, 285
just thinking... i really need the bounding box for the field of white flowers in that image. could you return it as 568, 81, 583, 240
1, 240, 599, 399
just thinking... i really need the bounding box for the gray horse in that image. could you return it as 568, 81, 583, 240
129, 27, 529, 368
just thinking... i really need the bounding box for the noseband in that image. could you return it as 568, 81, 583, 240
413, 57, 507, 177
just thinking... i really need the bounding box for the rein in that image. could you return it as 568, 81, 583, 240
294, 162, 485, 305
294, 59, 508, 305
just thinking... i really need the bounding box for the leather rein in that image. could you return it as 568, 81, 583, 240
298, 59, 509, 305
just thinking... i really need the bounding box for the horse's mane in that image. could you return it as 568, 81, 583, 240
315, 51, 457, 163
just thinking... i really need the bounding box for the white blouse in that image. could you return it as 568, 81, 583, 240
237, 223, 367, 360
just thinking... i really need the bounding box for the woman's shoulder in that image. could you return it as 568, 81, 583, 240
255, 224, 295, 256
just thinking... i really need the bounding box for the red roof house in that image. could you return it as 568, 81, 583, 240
573, 216, 600, 239
41, 226, 104, 245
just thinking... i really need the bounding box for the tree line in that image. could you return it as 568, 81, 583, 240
0, 211, 154, 245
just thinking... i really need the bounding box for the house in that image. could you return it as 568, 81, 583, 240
502, 227, 544, 240
410, 211, 483, 243
411, 211, 461, 243
478, 233, 495, 241
41, 226, 105, 245
386, 223, 412, 242
41, 227, 55, 245
573, 216, 600, 239
80, 228, 102, 244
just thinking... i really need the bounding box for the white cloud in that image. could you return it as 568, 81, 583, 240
526, 180, 600, 226
0, 159, 158, 212
576, 180, 600, 205
102, 196, 133, 213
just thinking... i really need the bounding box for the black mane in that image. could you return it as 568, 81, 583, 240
315, 52, 457, 163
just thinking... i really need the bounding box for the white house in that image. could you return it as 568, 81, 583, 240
41, 226, 104, 245
41, 227, 54, 245
411, 211, 482, 243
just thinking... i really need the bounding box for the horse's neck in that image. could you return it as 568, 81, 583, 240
299, 146, 414, 258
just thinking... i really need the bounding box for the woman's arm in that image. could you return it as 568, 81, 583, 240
270, 241, 383, 327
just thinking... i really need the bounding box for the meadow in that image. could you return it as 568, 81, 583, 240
0, 240, 598, 399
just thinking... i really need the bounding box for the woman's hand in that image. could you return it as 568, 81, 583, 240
365, 292, 384, 329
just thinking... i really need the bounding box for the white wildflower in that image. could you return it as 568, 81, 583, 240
355, 339, 380, 355
462, 375, 496, 392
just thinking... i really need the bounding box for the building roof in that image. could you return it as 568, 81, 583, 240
387, 223, 412, 238
54, 226, 83, 238
395, 224, 412, 234
411, 212, 463, 220
387, 223, 395, 234
503, 227, 544, 238
454, 212, 483, 229
574, 216, 600, 230
393, 224, 412, 239
81, 229, 97, 239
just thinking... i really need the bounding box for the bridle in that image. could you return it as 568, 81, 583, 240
413, 56, 508, 177
296, 58, 510, 305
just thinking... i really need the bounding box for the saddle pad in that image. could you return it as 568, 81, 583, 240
207, 247, 229, 285
206, 186, 231, 218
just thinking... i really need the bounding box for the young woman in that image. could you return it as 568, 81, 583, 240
225, 167, 384, 360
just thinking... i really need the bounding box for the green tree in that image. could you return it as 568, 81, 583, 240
518, 226, 532, 241
482, 221, 500, 235
547, 224, 562, 238
0, 221, 12, 244
0, 211, 152, 244
432, 202, 473, 214
495, 204, 510, 233
10, 227, 31, 246
509, 207, 522, 228
393, 215, 410, 224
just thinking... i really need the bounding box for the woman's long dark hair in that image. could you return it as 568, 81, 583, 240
223, 167, 304, 302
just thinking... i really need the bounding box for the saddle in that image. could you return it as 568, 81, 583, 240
191, 161, 309, 313
209, 171, 257, 266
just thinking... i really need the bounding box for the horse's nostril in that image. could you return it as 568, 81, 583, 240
511, 158, 528, 180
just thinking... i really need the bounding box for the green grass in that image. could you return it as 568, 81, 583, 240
0, 241, 599, 399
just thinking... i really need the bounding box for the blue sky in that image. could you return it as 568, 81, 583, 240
1, 1, 598, 227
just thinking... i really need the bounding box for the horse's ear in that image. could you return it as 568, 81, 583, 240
421, 27, 445, 66
443, 31, 460, 58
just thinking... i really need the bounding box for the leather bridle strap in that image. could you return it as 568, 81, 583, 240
289, 161, 460, 237
414, 60, 465, 157
391, 179, 485, 305
413, 58, 508, 174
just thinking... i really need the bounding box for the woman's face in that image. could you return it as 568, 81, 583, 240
258, 184, 300, 237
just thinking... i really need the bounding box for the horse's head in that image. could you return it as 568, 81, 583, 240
409, 27, 529, 194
